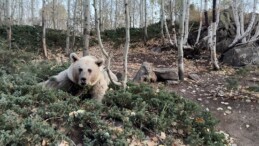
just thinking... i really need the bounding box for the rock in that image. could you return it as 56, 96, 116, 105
246, 124, 250, 128
227, 106, 232, 110
165, 80, 179, 85
188, 73, 201, 81
222, 42, 259, 66
180, 89, 186, 93
133, 62, 157, 82
153, 68, 179, 81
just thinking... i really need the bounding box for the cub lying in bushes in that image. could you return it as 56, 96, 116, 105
41, 53, 118, 102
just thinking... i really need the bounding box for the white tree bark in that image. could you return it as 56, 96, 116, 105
5, 0, 11, 49
178, 0, 186, 81
195, 0, 203, 45
140, 0, 143, 28
183, 0, 190, 45
65, 0, 71, 55
250, 20, 259, 41
31, 0, 35, 25
171, 0, 177, 44
123, 0, 130, 89
160, 0, 165, 44
210, 0, 220, 70
94, 0, 108, 58
71, 0, 77, 50
239, 0, 246, 43
114, 0, 118, 28
99, 0, 103, 31
42, 0, 47, 58
229, 0, 257, 48
144, 0, 148, 43
83, 0, 90, 56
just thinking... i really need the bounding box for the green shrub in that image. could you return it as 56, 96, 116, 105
0, 45, 226, 145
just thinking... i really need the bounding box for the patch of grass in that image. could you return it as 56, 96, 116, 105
226, 77, 239, 90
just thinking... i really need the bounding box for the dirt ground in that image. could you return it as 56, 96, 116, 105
106, 44, 259, 146
50, 42, 259, 146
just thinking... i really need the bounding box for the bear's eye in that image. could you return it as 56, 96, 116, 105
88, 69, 92, 73
79, 68, 83, 72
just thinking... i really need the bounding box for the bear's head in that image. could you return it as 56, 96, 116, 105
67, 53, 104, 86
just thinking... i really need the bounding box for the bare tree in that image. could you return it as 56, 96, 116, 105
123, 0, 130, 89
42, 0, 48, 58
183, 0, 190, 45
6, 0, 11, 49
171, 0, 177, 44
160, 0, 165, 44
178, 0, 186, 81
71, 0, 77, 51
204, 0, 209, 28
228, 0, 257, 48
93, 0, 108, 58
65, 0, 71, 55
144, 0, 148, 44
99, 0, 103, 32
83, 0, 90, 56
210, 0, 219, 70
195, 0, 203, 45
31, 0, 35, 25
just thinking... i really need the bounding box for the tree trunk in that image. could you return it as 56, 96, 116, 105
6, 0, 11, 49
140, 0, 143, 28
31, 0, 35, 25
183, 0, 190, 45
42, 0, 48, 58
195, 0, 203, 45
228, 0, 257, 48
239, 0, 245, 43
52, 0, 56, 29
114, 0, 118, 29
99, 0, 103, 31
178, 0, 186, 81
123, 0, 130, 89
160, 0, 165, 45
83, 0, 90, 56
211, 0, 219, 70
66, 0, 71, 55
204, 0, 209, 28
171, 0, 177, 44
71, 0, 77, 51
94, 0, 108, 58
144, 0, 148, 44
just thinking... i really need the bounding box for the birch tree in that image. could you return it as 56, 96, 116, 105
160, 0, 165, 44
228, 0, 257, 48
83, 0, 90, 56
65, 0, 70, 55
42, 0, 48, 58
183, 0, 190, 45
5, 0, 11, 49
195, 0, 203, 45
144, 0, 148, 44
93, 0, 108, 58
31, 0, 35, 25
178, 0, 186, 81
123, 0, 130, 89
210, 0, 219, 70
171, 0, 177, 44
99, 0, 103, 32
71, 0, 77, 50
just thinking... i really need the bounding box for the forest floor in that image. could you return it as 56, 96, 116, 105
48, 40, 259, 146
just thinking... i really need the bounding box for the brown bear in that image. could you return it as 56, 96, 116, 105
41, 53, 118, 102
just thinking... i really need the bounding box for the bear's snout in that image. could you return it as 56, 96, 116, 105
80, 77, 86, 85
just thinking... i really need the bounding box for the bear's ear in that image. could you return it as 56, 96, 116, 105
70, 53, 79, 63
95, 59, 104, 67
